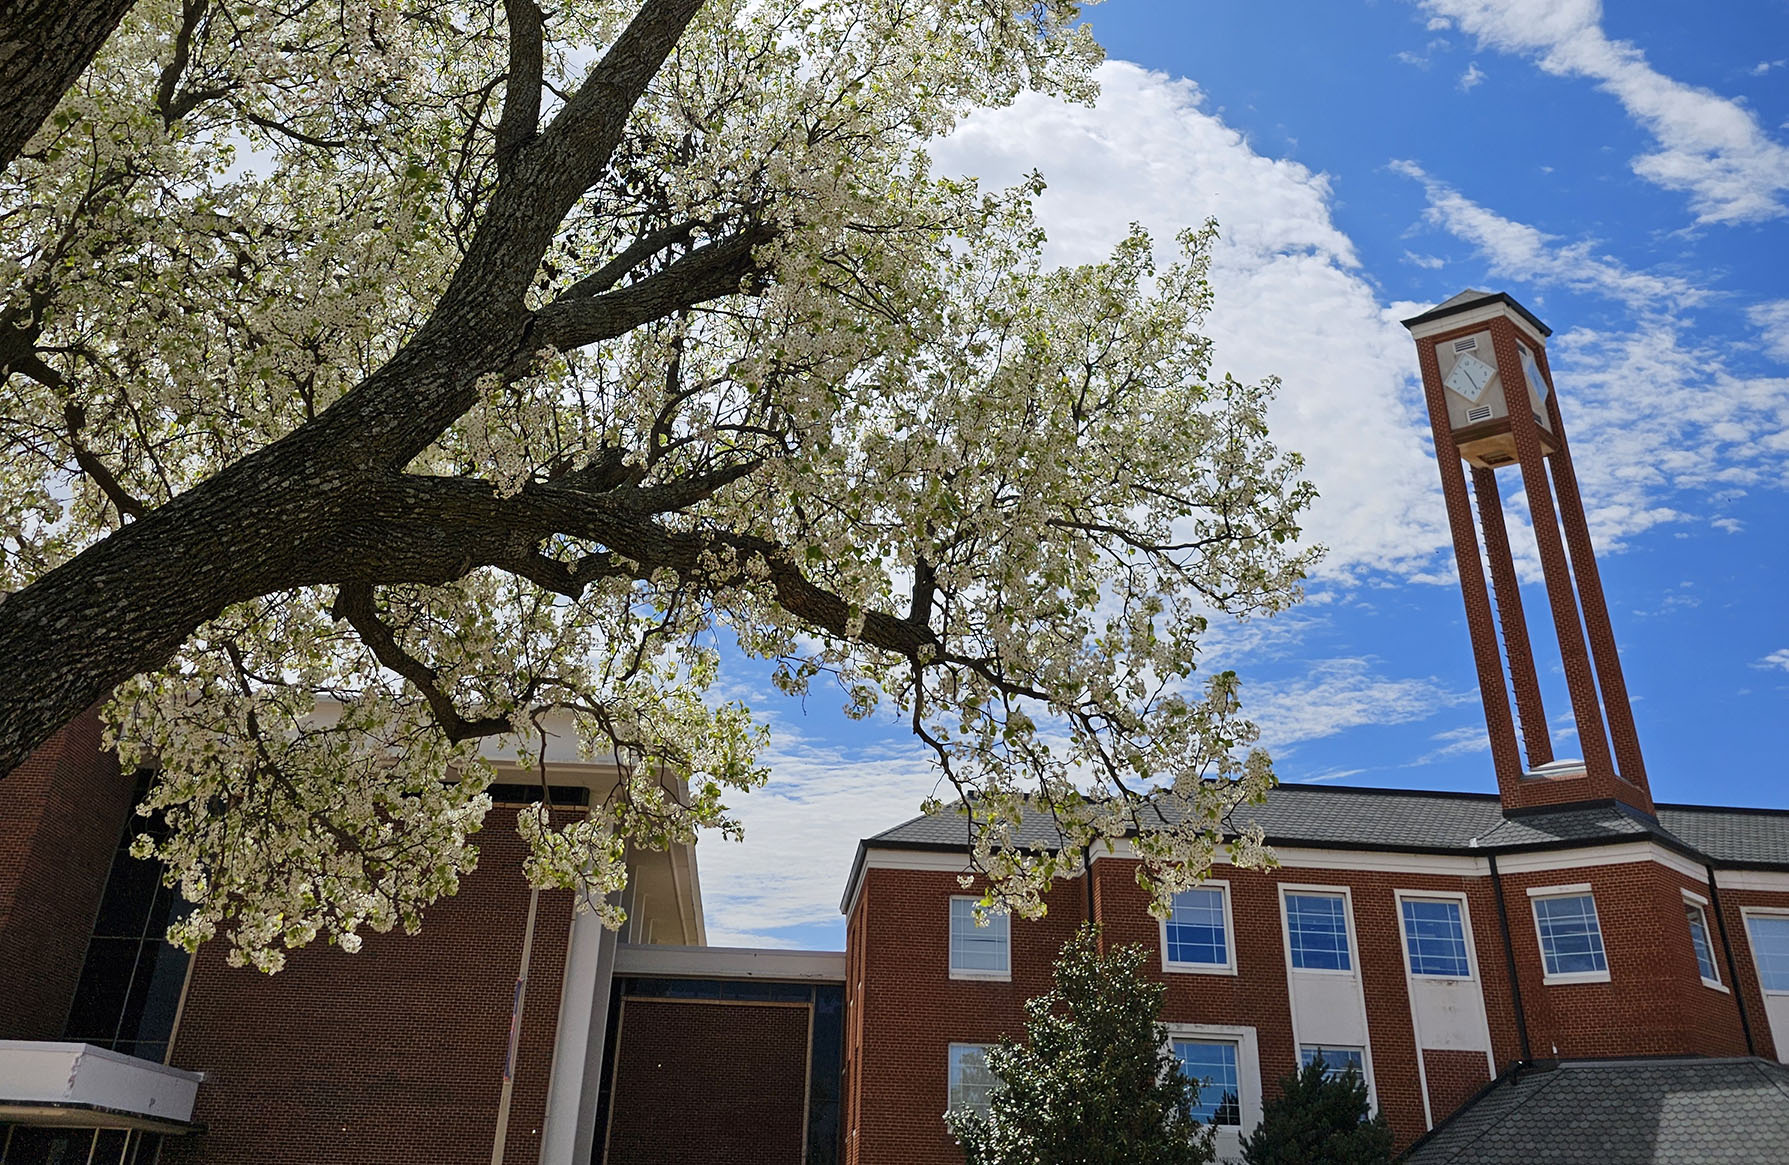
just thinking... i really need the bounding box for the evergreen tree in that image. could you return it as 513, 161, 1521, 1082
948, 925, 1216, 1165
1240, 1056, 1395, 1165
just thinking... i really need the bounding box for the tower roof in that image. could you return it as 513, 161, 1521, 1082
1400, 288, 1552, 337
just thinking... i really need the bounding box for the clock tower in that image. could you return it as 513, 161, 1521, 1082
1403, 290, 1651, 816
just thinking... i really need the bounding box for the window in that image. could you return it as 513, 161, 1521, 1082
949, 897, 1010, 978
1531, 892, 1608, 979
1284, 892, 1352, 971
61, 770, 191, 1063
1684, 900, 1720, 985
1300, 1044, 1366, 1082
1164, 885, 1232, 971
1400, 897, 1472, 978
1174, 1039, 1241, 1126
947, 1044, 995, 1115
1747, 914, 1789, 993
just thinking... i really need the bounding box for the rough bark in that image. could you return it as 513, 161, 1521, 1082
0, 0, 138, 172
0, 0, 727, 776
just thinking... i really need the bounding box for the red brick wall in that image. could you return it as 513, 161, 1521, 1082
0, 709, 132, 1040
1421, 1050, 1489, 1123
1704, 884, 1789, 1062
162, 810, 576, 1165
604, 998, 811, 1164
845, 867, 1089, 1165
1497, 861, 1748, 1061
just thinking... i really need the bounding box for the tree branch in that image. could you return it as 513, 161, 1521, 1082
0, 0, 140, 172
330, 583, 514, 742
494, 0, 544, 173
64, 402, 148, 519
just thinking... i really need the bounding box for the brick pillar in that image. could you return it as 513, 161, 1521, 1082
1471, 465, 1553, 769
1416, 338, 1523, 792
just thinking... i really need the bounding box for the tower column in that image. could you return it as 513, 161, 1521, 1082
1471, 465, 1553, 769
1488, 318, 1616, 784
1417, 338, 1523, 791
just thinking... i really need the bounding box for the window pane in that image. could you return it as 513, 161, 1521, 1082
1166, 888, 1229, 967
1749, 915, 1789, 992
1300, 1044, 1366, 1081
1285, 893, 1351, 971
947, 1044, 995, 1114
1533, 894, 1607, 976
1402, 899, 1471, 977
62, 937, 139, 1044
1686, 904, 1719, 983
950, 898, 1010, 974
1174, 1040, 1240, 1126
90, 847, 162, 938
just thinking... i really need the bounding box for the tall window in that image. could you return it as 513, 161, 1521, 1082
1532, 892, 1608, 978
947, 1044, 995, 1115
62, 772, 191, 1062
1684, 901, 1720, 985
949, 897, 1010, 978
1299, 1045, 1366, 1082
1174, 1040, 1241, 1127
1401, 897, 1471, 978
1284, 892, 1351, 971
1164, 886, 1231, 971
1747, 914, 1789, 992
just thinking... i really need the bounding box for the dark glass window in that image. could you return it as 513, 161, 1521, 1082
0, 1126, 160, 1164
62, 771, 191, 1062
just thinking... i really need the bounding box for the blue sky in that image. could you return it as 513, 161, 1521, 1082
695, 0, 1789, 949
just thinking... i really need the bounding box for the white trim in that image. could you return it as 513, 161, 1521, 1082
1279, 884, 1363, 976
1495, 842, 1705, 881
1405, 300, 1550, 346
1707, 868, 1789, 893
1529, 889, 1611, 985
1525, 881, 1593, 898
1681, 888, 1710, 907
945, 1042, 995, 1118
948, 896, 1012, 982
1160, 880, 1239, 976
864, 849, 978, 873
612, 943, 846, 981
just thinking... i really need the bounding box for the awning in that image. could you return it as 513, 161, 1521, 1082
0, 1042, 201, 1134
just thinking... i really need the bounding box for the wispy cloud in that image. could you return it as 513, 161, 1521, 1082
1756, 649, 1789, 673
1419, 0, 1789, 223
1748, 300, 1789, 364
1459, 62, 1486, 91
1392, 161, 1709, 308
1245, 658, 1473, 751
1751, 60, 1786, 77
1403, 250, 1446, 269
1412, 723, 1490, 765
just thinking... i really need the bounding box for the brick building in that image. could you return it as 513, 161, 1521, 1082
3, 289, 1789, 1163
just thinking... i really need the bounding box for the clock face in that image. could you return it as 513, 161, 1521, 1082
1443, 351, 1495, 402
1519, 344, 1550, 402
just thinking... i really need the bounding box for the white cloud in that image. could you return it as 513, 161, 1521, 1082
1748, 300, 1789, 363
1412, 723, 1490, 764
1244, 658, 1473, 752
1403, 250, 1446, 269
1756, 649, 1789, 672
1752, 60, 1786, 77
1393, 161, 1709, 308
1427, 16, 1453, 31
1397, 50, 1432, 69
1459, 62, 1486, 91
1420, 0, 1789, 223
933, 62, 1453, 581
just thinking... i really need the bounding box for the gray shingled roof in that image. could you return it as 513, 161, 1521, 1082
865, 784, 1789, 867
1402, 1058, 1789, 1164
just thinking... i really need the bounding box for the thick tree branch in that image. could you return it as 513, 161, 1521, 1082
0, 0, 139, 172
494, 0, 544, 173
64, 402, 148, 519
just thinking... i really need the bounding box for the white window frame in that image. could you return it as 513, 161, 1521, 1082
1742, 907, 1789, 997
948, 895, 1011, 981
1160, 880, 1238, 976
1164, 1023, 1262, 1153
1681, 890, 1727, 992
1526, 883, 1611, 984
1278, 883, 1361, 977
1394, 889, 1479, 982
946, 1042, 995, 1117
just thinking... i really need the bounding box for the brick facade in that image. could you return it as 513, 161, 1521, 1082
161, 807, 577, 1165
844, 844, 1788, 1159
605, 998, 811, 1163
0, 708, 131, 1041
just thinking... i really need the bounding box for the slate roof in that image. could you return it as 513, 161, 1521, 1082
1401, 1057, 1789, 1164
863, 783, 1789, 867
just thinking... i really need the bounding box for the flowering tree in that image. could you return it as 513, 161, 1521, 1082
0, 0, 1317, 969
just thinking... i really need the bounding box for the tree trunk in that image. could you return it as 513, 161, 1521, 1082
0, 0, 138, 172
